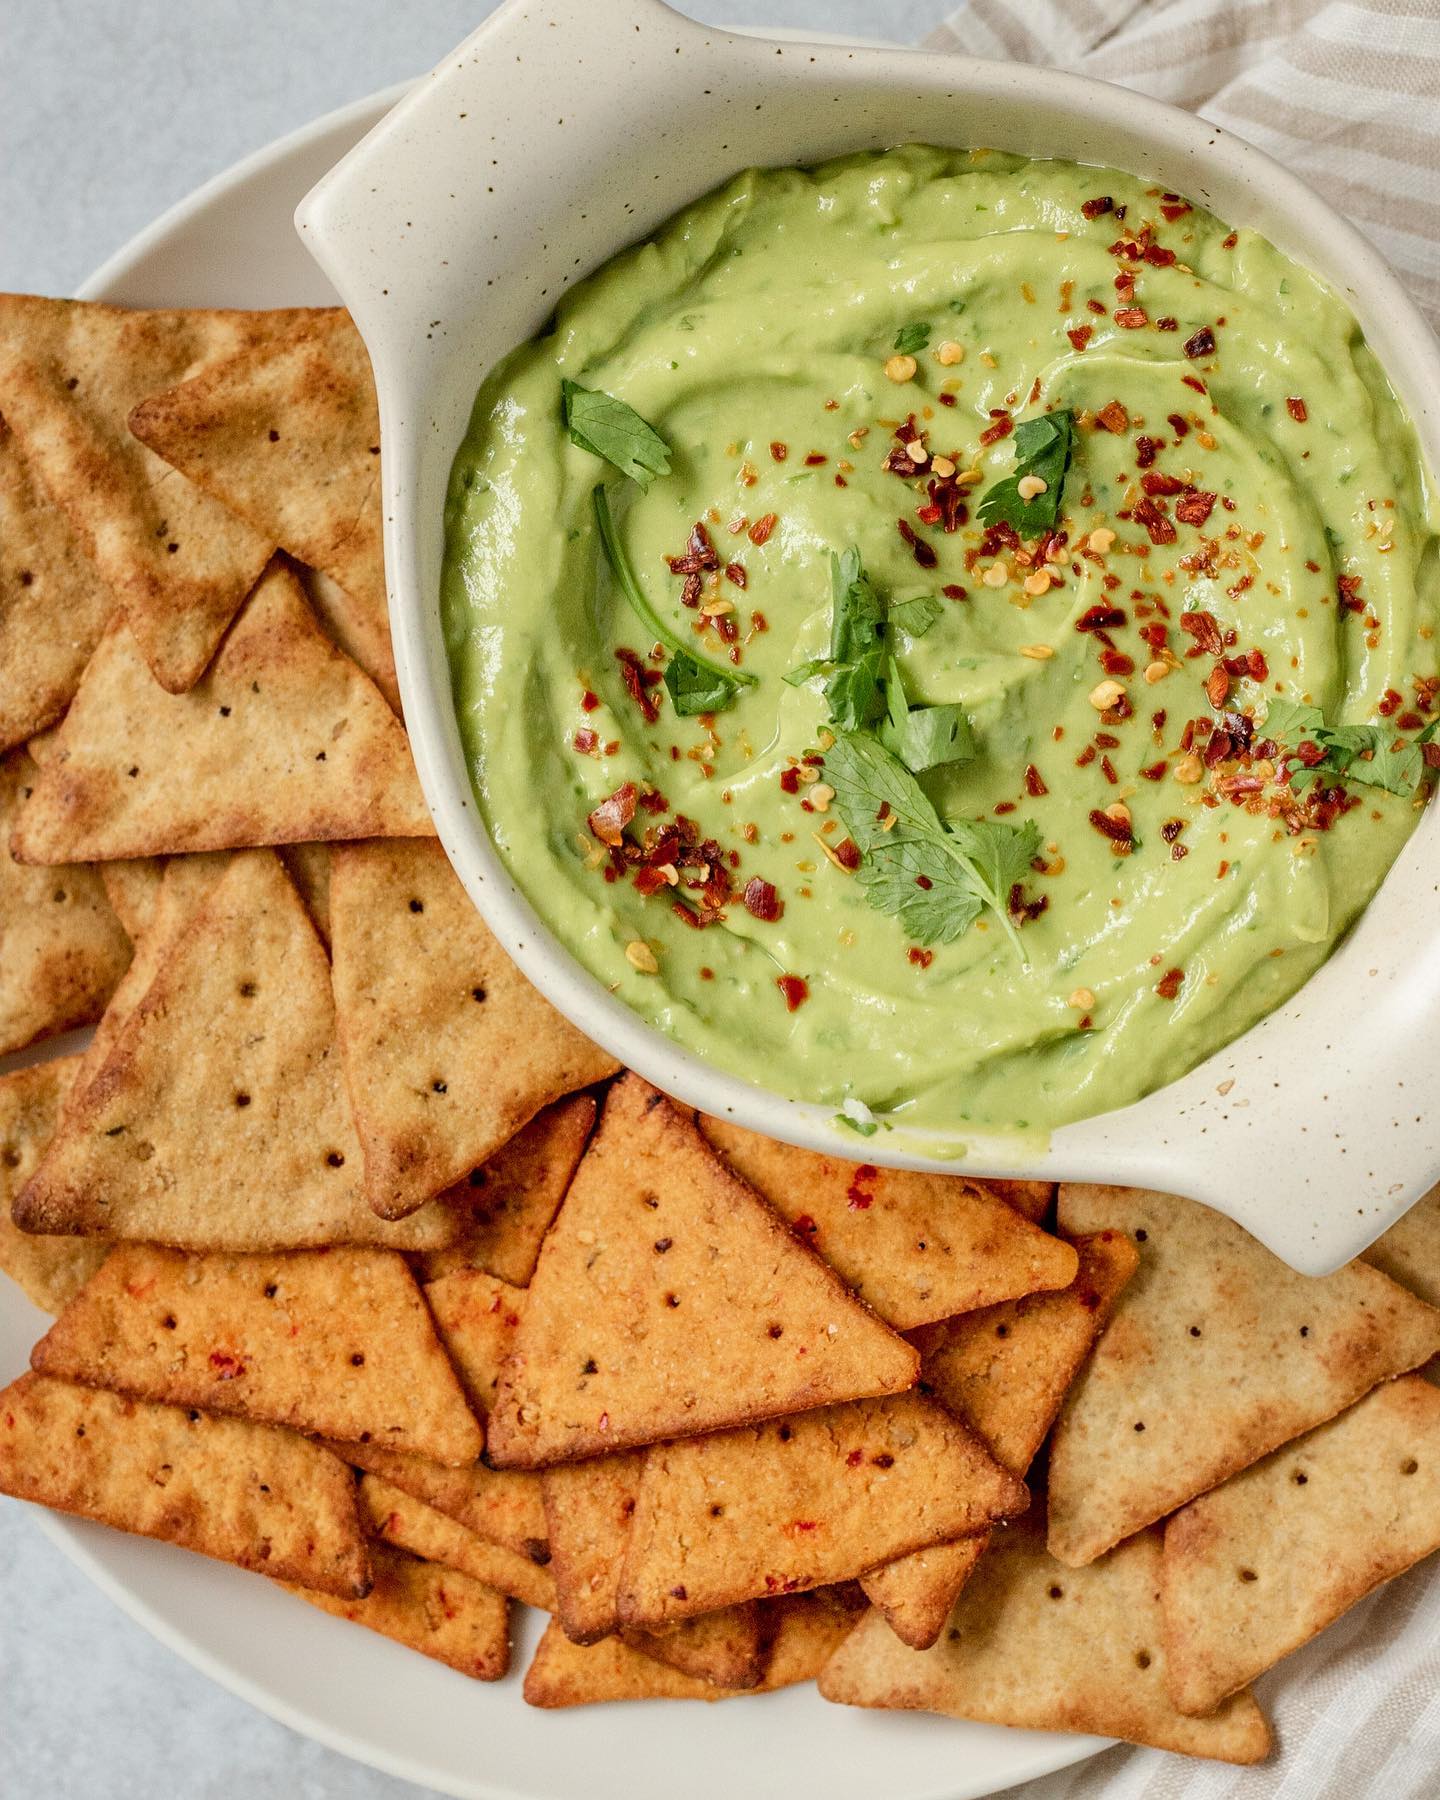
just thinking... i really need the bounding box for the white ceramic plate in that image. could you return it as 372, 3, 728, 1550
0, 72, 1105, 1800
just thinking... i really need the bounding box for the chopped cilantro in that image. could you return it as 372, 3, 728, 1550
562, 381, 671, 490
1264, 697, 1437, 796
889, 592, 943, 639
977, 409, 1075, 536
893, 321, 932, 355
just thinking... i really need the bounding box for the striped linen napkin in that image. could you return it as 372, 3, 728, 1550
916, 4, 1440, 1794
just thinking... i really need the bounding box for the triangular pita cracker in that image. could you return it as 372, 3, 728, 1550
1162, 1375, 1440, 1714
0, 1372, 369, 1596
1048, 1184, 1440, 1567
1, 748, 131, 1055
32, 1243, 482, 1466
329, 839, 617, 1219
414, 1094, 596, 1286
979, 1179, 1054, 1225
336, 1438, 549, 1566
13, 849, 460, 1252
1363, 1180, 1440, 1313
298, 565, 398, 717
0, 295, 310, 690
422, 1266, 526, 1421
0, 417, 116, 752
860, 1230, 1139, 1648
98, 856, 165, 940
487, 1077, 918, 1469
0, 1059, 107, 1313
9, 560, 431, 864
699, 1117, 1078, 1330
616, 1391, 1026, 1628
542, 1450, 645, 1644
359, 1472, 556, 1610
129, 311, 386, 641
286, 1539, 508, 1680
819, 1516, 1270, 1764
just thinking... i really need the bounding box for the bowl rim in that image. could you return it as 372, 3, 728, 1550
298, 0, 1440, 1274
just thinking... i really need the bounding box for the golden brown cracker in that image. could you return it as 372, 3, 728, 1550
336, 1438, 549, 1566
617, 1391, 1026, 1627
0, 1059, 107, 1312
329, 839, 617, 1220
542, 1450, 644, 1643
359, 1472, 556, 1610
0, 1371, 369, 1596
14, 849, 460, 1252
421, 1266, 525, 1422
1162, 1375, 1440, 1714
699, 1117, 1078, 1330
297, 565, 398, 718
1363, 1181, 1440, 1312
32, 1243, 482, 1466
819, 1515, 1271, 1764
9, 561, 430, 864
1048, 1185, 1440, 1567
488, 1077, 918, 1470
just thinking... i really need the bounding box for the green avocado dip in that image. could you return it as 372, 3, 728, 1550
441, 144, 1440, 1139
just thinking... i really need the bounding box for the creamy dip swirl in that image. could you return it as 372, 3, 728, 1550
442, 146, 1440, 1137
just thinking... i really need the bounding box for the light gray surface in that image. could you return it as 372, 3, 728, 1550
0, 5, 950, 1798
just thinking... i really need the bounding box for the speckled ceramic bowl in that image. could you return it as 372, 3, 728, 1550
297, 0, 1440, 1274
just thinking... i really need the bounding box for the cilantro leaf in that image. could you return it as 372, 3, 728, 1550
591, 485, 754, 712
1261, 697, 1323, 743
856, 833, 981, 946
977, 409, 1074, 536
821, 730, 942, 850
877, 655, 974, 774
563, 381, 672, 489
889, 593, 943, 639
1263, 697, 1436, 797
829, 548, 885, 663
893, 322, 932, 355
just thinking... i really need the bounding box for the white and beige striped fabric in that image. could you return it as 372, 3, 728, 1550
914, 4, 1440, 1794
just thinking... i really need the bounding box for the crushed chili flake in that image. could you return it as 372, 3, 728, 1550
832, 838, 862, 871
1067, 325, 1094, 352
896, 517, 938, 569
615, 647, 662, 723
907, 946, 935, 969
1115, 306, 1149, 329
742, 877, 782, 922
1023, 763, 1048, 797
1144, 243, 1177, 267
667, 521, 719, 576
1286, 396, 1308, 423
1141, 759, 1169, 780
1141, 470, 1186, 497
1094, 400, 1129, 434
1183, 326, 1217, 359
573, 728, 599, 754
979, 413, 1014, 446
1160, 199, 1191, 221
937, 390, 957, 407
724, 561, 747, 588
748, 512, 778, 546
1088, 808, 1133, 846
804, 452, 828, 467
1180, 609, 1224, 656
1082, 195, 1115, 219
1337, 573, 1365, 614
770, 440, 789, 461
1134, 434, 1163, 469
587, 783, 637, 847
1167, 412, 1190, 438
776, 974, 809, 1012
1155, 966, 1185, 999
1133, 495, 1178, 545
1175, 489, 1216, 526
1205, 665, 1231, 709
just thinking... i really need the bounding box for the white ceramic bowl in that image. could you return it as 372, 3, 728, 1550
298, 0, 1440, 1274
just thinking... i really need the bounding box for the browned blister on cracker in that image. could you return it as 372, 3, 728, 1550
0, 1059, 108, 1313
0, 418, 116, 753
0, 296, 312, 691
1, 748, 131, 1056
699, 1117, 1078, 1331
414, 1095, 596, 1287
358, 1472, 556, 1610
1162, 1374, 1440, 1714
13, 849, 460, 1253
1048, 1185, 1440, 1567
820, 1515, 1271, 1764
128, 311, 387, 665
616, 1390, 1026, 1628
0, 1371, 369, 1596
32, 1243, 482, 1466
329, 839, 618, 1220
9, 560, 431, 865
488, 1077, 918, 1469
285, 1538, 509, 1680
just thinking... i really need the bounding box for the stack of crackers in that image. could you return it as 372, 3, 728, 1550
3, 295, 1440, 1768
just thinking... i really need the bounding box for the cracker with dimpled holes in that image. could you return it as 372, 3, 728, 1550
414, 1094, 597, 1287
285, 1539, 509, 1680
128, 312, 387, 671
487, 1076, 918, 1470
0, 418, 116, 754
359, 1473, 557, 1611
1048, 1184, 1440, 1568
819, 1514, 1270, 1764
13, 849, 461, 1253
335, 1438, 551, 1568
861, 1229, 1139, 1648
523, 1585, 868, 1708
10, 561, 430, 866
329, 838, 618, 1221
0, 748, 131, 1057
616, 1390, 1026, 1629
420, 1266, 527, 1423
31, 1243, 482, 1467
698, 1117, 1077, 1331
0, 1060, 108, 1314
0, 296, 314, 691
298, 565, 399, 718
0, 1372, 369, 1596
1162, 1374, 1440, 1715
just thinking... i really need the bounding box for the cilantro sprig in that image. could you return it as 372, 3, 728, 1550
562, 381, 671, 489
591, 485, 755, 716
1264, 697, 1437, 796
977, 409, 1075, 536
893, 321, 932, 356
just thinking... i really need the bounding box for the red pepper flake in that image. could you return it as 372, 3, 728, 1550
1160, 199, 1192, 222
1075, 744, 1097, 767
1285, 396, 1308, 423
1023, 763, 1048, 797
846, 1448, 863, 1466
1133, 495, 1177, 545
1182, 374, 1208, 394
1160, 818, 1185, 843
1337, 573, 1365, 614
1101, 648, 1135, 677
1175, 489, 1216, 526
1143, 243, 1177, 267
208, 1350, 247, 1379
1141, 470, 1185, 497
770, 440, 788, 461
1134, 434, 1163, 469
777, 974, 809, 1012
573, 728, 599, 754
667, 520, 719, 576
1141, 759, 1168, 780
916, 501, 943, 526
845, 1165, 877, 1210
748, 512, 778, 546
915, 874, 934, 890
1114, 306, 1149, 329
1081, 195, 1115, 219
1183, 326, 1217, 359
614, 647, 661, 723
979, 414, 1014, 446
1205, 665, 1231, 709
1180, 609, 1224, 656
1377, 686, 1405, 718
1067, 325, 1094, 352
724, 561, 747, 588
937, 390, 957, 407
1167, 412, 1190, 437
742, 877, 782, 922
907, 946, 935, 969
778, 767, 801, 795
942, 583, 967, 600
587, 783, 637, 847
896, 518, 938, 569
580, 689, 600, 712
1077, 603, 1128, 633
1100, 755, 1119, 785
1088, 808, 1133, 847
1086, 297, 1108, 315
1155, 966, 1185, 999
832, 838, 862, 871
1093, 399, 1129, 434
804, 452, 828, 467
